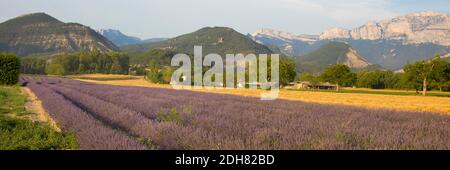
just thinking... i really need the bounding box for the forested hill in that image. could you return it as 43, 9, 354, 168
121, 27, 273, 56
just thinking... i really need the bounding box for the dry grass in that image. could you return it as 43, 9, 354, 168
74, 74, 450, 115
343, 87, 450, 95
68, 74, 140, 78
21, 87, 61, 132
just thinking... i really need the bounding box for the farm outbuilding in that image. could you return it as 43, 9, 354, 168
292, 81, 337, 90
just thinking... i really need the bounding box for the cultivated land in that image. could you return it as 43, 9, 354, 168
71, 74, 450, 114
0, 85, 77, 149
21, 76, 450, 149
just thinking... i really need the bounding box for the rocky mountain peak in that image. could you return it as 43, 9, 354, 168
319, 28, 351, 40
253, 28, 319, 42
320, 11, 450, 45
253, 28, 297, 40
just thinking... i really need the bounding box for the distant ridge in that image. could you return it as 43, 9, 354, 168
97, 29, 167, 46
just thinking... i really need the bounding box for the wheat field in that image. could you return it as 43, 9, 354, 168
72, 74, 450, 115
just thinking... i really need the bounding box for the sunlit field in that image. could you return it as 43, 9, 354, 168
71, 74, 450, 115
20, 76, 450, 149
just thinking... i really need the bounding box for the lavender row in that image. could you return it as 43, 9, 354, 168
23, 77, 147, 150
25, 76, 450, 149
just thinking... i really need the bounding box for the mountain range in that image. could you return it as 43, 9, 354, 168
1, 11, 449, 73
0, 13, 119, 56
251, 11, 450, 69
97, 29, 167, 46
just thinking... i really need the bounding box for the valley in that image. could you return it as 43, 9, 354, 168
1, 8, 450, 151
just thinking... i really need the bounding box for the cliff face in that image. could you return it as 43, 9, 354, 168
341, 48, 370, 69
296, 42, 373, 73
0, 13, 119, 56
320, 12, 450, 46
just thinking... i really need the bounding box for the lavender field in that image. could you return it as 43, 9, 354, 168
21, 76, 450, 150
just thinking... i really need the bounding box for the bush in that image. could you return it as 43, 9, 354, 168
0, 53, 20, 85
156, 108, 182, 123
0, 115, 78, 150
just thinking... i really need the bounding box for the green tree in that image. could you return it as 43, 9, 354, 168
21, 57, 47, 74
146, 60, 162, 83
78, 52, 93, 73
430, 57, 450, 92
279, 57, 297, 86
403, 57, 442, 96
356, 70, 394, 89
161, 67, 174, 84
320, 64, 356, 91
45, 63, 66, 75
0, 53, 20, 85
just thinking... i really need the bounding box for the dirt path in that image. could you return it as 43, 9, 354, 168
21, 87, 61, 132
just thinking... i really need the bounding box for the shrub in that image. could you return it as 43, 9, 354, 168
156, 108, 182, 123
0, 53, 20, 85
0, 115, 78, 150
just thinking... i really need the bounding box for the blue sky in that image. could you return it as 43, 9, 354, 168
1, 0, 449, 39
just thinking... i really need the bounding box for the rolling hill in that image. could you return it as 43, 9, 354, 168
0, 13, 119, 56
122, 27, 273, 56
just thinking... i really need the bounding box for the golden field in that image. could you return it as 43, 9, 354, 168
71, 74, 450, 115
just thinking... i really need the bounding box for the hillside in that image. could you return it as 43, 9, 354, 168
122, 27, 273, 56
0, 13, 119, 56
297, 42, 376, 73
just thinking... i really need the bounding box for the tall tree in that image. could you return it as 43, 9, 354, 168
320, 64, 356, 91
403, 57, 442, 96
279, 57, 297, 86
430, 57, 450, 92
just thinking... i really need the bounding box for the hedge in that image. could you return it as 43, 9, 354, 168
0, 53, 20, 85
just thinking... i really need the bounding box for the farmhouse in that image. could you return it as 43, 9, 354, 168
292, 81, 337, 90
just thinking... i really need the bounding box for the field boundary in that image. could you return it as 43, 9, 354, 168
74, 77, 450, 115
22, 87, 61, 132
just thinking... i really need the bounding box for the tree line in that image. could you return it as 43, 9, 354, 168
144, 53, 297, 86
21, 51, 130, 75
299, 56, 450, 95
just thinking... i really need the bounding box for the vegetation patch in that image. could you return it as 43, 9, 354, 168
0, 85, 78, 150
156, 108, 183, 123
0, 53, 20, 85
